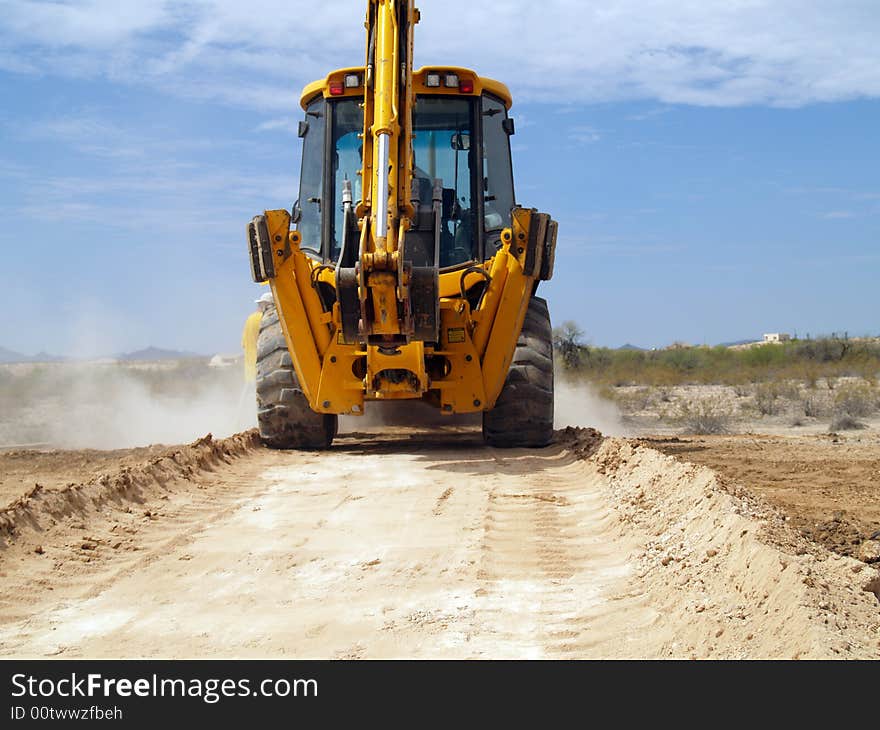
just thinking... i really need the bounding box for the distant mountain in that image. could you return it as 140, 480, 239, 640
117, 346, 204, 361
2, 345, 204, 363
31, 351, 67, 362
0, 347, 66, 363
617, 343, 647, 351
0, 346, 26, 363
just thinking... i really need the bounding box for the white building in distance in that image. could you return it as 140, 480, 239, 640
762, 333, 791, 343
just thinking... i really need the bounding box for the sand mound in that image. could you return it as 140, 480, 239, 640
0, 431, 259, 543
586, 434, 880, 658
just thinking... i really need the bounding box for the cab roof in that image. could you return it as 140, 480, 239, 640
299, 66, 513, 110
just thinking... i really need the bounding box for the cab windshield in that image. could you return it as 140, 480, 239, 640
296, 93, 515, 268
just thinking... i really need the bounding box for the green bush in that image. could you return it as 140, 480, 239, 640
552, 321, 586, 370
561, 336, 880, 388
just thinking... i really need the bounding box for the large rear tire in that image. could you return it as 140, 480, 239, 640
482, 296, 554, 448
256, 304, 336, 449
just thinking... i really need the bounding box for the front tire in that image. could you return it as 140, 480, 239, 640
255, 305, 336, 449
482, 296, 554, 447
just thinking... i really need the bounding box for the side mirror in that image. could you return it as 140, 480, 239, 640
291, 200, 302, 223
502, 118, 515, 136
451, 132, 470, 151
298, 120, 309, 138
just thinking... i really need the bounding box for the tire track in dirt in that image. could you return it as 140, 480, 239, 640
472, 452, 658, 658
0, 428, 877, 658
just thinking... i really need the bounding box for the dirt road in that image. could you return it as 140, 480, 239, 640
1, 429, 878, 658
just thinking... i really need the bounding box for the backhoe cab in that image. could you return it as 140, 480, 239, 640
247, 1, 557, 449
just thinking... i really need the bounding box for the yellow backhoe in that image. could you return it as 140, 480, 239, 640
247, 0, 557, 448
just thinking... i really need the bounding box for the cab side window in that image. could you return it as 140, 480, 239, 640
481, 95, 516, 252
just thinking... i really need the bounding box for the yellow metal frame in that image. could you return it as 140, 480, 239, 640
263, 206, 545, 416
257, 1, 552, 419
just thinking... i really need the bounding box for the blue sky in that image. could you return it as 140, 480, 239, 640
0, 0, 878, 355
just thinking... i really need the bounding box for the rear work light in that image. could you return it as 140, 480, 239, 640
344, 73, 361, 88
459, 78, 474, 93
426, 73, 441, 87
329, 82, 345, 95
444, 73, 459, 88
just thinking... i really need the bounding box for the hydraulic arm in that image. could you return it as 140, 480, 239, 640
345, 0, 426, 346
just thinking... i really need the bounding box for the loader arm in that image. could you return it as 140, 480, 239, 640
353, 0, 418, 343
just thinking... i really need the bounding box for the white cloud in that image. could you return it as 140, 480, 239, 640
0, 109, 297, 236
626, 107, 672, 122
821, 210, 855, 219
255, 116, 297, 133
0, 1, 878, 109
568, 125, 602, 144
2, 0, 169, 47
24, 114, 149, 158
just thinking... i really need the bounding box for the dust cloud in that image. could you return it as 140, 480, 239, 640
0, 361, 255, 450
338, 371, 627, 436
553, 374, 628, 436
0, 361, 624, 449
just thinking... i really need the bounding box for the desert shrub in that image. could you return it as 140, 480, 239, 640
656, 387, 673, 402
829, 413, 867, 431
577, 347, 614, 383
561, 335, 880, 389
674, 398, 731, 435
753, 380, 799, 415
833, 383, 875, 418
793, 337, 850, 363
663, 347, 701, 374
827, 382, 876, 431
741, 344, 788, 369
552, 321, 586, 370
798, 364, 820, 389
852, 359, 879, 387
623, 387, 654, 411
754, 383, 781, 415
801, 393, 827, 418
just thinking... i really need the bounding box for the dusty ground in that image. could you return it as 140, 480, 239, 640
0, 428, 877, 659
0, 446, 170, 502
643, 433, 880, 559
